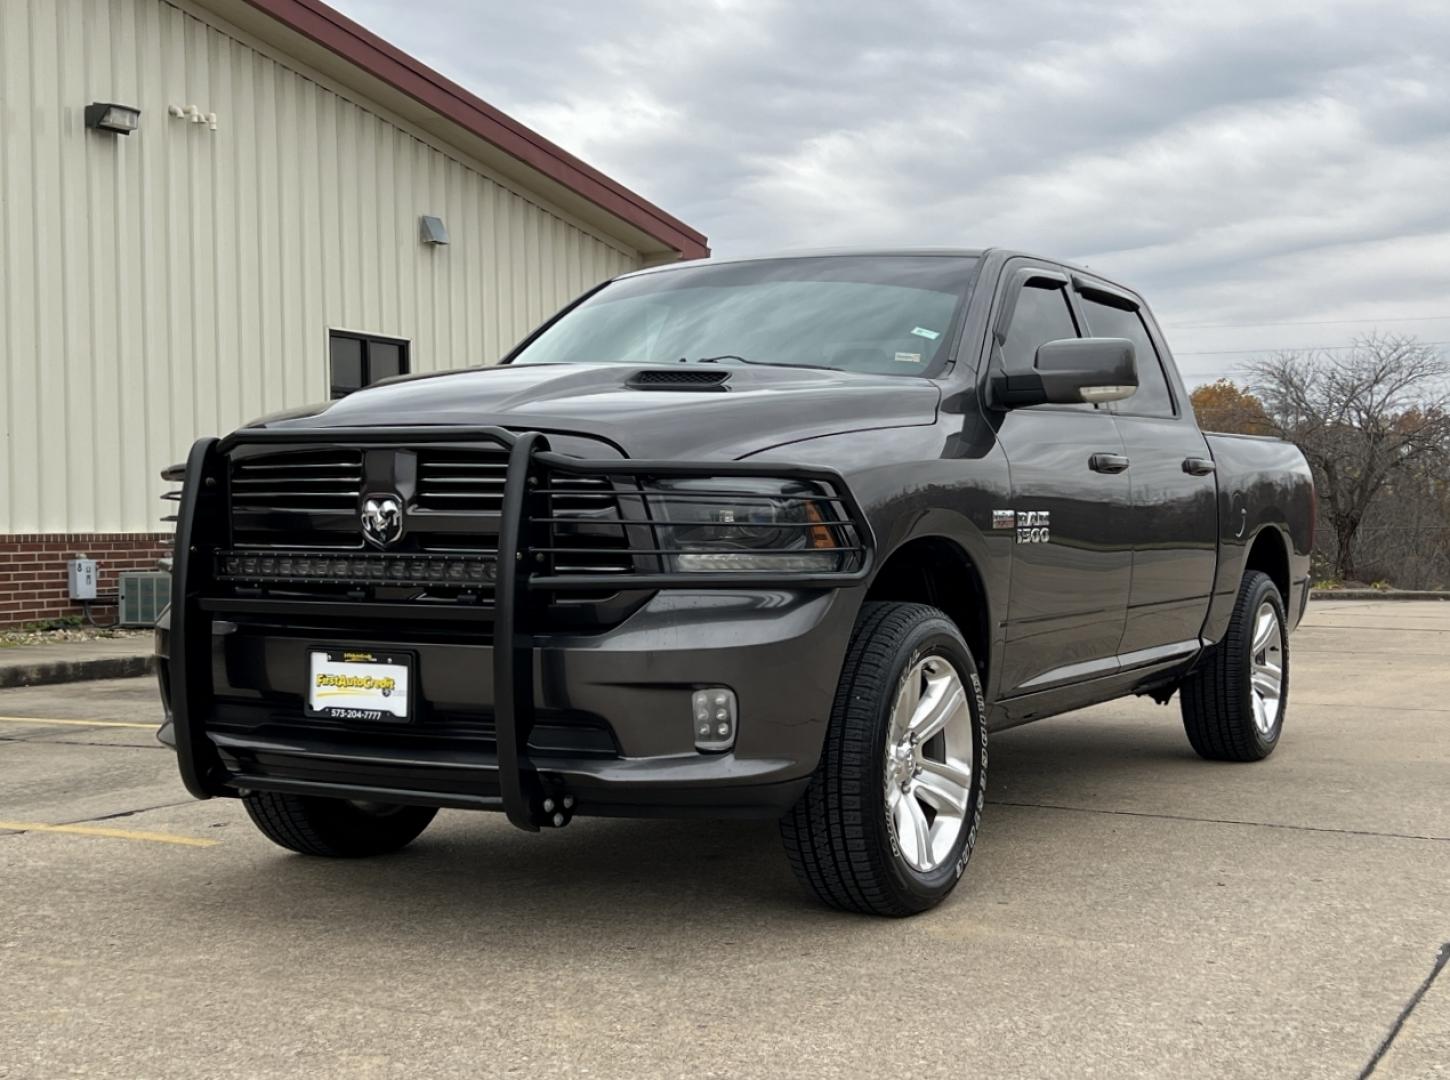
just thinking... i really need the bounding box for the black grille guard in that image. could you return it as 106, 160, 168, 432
167, 426, 875, 830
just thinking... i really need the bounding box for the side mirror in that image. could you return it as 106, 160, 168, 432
994, 337, 1138, 408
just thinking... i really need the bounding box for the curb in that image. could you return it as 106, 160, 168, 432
1310, 590, 1450, 601
0, 654, 156, 690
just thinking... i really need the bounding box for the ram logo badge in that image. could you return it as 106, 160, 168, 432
360, 495, 405, 549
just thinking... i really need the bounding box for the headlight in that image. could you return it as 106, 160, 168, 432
654, 477, 846, 573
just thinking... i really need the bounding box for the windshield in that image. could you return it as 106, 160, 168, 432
509, 255, 978, 378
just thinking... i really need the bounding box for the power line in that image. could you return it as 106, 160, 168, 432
1166, 314, 1450, 330
1176, 340, 1450, 358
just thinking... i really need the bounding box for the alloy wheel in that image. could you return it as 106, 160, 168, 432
1249, 601, 1284, 736
884, 655, 974, 872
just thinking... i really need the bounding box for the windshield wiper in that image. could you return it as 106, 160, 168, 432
685, 354, 823, 372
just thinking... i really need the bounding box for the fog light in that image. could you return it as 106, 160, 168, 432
692, 687, 737, 752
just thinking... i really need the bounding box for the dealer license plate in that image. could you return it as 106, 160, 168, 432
306, 649, 412, 722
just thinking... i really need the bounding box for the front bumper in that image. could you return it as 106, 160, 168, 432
157, 586, 858, 819
162, 427, 872, 828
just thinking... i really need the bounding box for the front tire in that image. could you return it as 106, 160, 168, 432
781, 602, 988, 916
1180, 570, 1289, 761
242, 791, 437, 857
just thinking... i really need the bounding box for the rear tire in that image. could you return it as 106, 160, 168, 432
1180, 570, 1288, 761
781, 602, 988, 916
242, 791, 437, 857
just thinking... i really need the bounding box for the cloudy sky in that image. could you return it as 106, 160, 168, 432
334, 0, 1450, 384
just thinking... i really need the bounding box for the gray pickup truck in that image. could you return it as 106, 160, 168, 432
157, 249, 1313, 915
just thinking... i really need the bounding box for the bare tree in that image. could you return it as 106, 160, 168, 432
1246, 333, 1450, 582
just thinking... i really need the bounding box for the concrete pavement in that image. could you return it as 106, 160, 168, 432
1, 601, 1446, 1078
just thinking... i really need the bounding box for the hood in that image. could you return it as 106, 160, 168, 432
248, 363, 941, 459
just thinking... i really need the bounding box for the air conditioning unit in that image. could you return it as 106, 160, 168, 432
118, 571, 171, 628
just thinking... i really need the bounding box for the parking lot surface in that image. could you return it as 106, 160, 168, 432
2, 599, 1447, 1079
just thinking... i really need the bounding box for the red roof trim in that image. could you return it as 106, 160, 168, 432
241, 0, 709, 259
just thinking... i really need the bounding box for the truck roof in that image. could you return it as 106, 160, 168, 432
620, 247, 988, 279
620, 248, 1133, 296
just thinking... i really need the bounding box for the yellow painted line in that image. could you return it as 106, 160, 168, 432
0, 714, 158, 730
0, 820, 218, 847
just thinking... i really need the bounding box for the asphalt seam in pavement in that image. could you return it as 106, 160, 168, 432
0, 800, 198, 841
62, 801, 199, 826
1358, 941, 1450, 1078
987, 800, 1450, 843
0, 735, 166, 750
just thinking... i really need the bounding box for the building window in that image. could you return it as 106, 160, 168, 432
329, 331, 409, 398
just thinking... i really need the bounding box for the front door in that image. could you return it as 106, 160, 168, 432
990, 265, 1133, 697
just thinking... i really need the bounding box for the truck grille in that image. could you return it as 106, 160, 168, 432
232, 449, 363, 513
415, 449, 510, 513
216, 444, 633, 596
230, 449, 364, 549
547, 476, 632, 575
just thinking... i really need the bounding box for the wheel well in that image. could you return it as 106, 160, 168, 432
864, 537, 990, 681
1245, 527, 1290, 602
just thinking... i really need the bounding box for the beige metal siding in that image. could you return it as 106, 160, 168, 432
0, 0, 640, 535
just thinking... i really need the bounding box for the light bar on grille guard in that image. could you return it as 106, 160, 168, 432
213, 549, 498, 588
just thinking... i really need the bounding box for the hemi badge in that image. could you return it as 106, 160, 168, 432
992, 510, 1016, 530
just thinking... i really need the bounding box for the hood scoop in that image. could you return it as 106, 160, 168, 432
626, 368, 731, 391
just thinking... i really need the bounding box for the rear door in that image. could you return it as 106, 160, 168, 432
1076, 281, 1218, 658
990, 263, 1133, 697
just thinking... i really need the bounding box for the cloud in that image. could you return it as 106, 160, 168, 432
332, 0, 1450, 380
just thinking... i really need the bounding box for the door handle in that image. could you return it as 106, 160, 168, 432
1182, 457, 1217, 476
1089, 452, 1130, 474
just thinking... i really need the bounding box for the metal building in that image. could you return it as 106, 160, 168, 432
0, 0, 708, 626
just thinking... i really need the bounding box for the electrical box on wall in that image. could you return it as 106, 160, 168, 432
67, 557, 99, 601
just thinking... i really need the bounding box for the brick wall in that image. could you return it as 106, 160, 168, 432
0, 534, 171, 627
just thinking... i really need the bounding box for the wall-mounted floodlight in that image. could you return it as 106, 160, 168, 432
420, 215, 449, 246
85, 102, 141, 135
